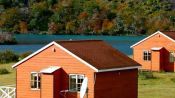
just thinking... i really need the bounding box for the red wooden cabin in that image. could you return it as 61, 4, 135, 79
13, 40, 140, 98
131, 31, 175, 72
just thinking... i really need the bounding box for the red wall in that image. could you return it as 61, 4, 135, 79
53, 70, 61, 98
94, 69, 138, 98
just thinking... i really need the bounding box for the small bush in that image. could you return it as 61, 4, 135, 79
171, 77, 175, 83
0, 68, 9, 75
159, 70, 166, 73
139, 71, 156, 79
20, 51, 32, 59
0, 50, 19, 63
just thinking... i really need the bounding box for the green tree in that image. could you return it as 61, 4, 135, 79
29, 1, 53, 31
0, 8, 21, 31
0, 0, 12, 8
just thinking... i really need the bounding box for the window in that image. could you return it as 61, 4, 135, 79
169, 51, 175, 62
143, 50, 151, 61
31, 72, 41, 89
69, 74, 84, 92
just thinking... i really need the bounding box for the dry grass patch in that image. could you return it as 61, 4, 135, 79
0, 63, 16, 86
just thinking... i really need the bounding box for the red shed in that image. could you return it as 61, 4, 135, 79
13, 40, 140, 98
131, 31, 175, 72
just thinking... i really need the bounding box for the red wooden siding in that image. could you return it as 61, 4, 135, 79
94, 69, 138, 98
53, 70, 61, 98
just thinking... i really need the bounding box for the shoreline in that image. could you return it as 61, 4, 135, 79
1, 34, 146, 45
14, 33, 147, 36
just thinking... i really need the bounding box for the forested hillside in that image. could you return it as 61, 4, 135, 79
0, 0, 175, 35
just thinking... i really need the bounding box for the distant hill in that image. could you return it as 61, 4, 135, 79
0, 0, 175, 35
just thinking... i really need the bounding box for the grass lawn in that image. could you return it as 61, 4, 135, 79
1, 63, 175, 98
138, 72, 175, 98
0, 63, 16, 86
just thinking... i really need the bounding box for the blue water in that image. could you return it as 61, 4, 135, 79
0, 34, 146, 55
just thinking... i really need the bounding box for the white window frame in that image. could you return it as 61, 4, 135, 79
69, 74, 85, 92
143, 50, 151, 61
169, 51, 175, 63
30, 72, 41, 90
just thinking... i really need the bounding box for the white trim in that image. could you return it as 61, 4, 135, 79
69, 74, 85, 76
31, 88, 40, 91
40, 66, 61, 73
98, 66, 140, 72
30, 72, 40, 90
12, 41, 98, 72
12, 42, 56, 68
69, 74, 85, 92
143, 50, 151, 61
151, 47, 163, 51
31, 72, 38, 74
53, 42, 99, 72
130, 31, 175, 48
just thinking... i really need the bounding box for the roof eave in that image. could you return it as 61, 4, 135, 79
130, 31, 175, 48
12, 41, 57, 68
97, 66, 140, 72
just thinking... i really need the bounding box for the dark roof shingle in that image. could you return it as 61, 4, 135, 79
162, 31, 175, 40
56, 40, 140, 70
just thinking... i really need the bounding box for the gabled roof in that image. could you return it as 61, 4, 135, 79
163, 31, 175, 40
130, 31, 175, 48
13, 40, 140, 72
57, 40, 140, 71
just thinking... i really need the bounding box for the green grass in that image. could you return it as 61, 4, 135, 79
0, 63, 16, 86
138, 72, 175, 98
1, 63, 175, 98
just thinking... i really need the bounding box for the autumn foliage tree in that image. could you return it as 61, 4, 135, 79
0, 0, 175, 35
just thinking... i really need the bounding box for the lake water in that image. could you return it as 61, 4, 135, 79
0, 34, 146, 55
